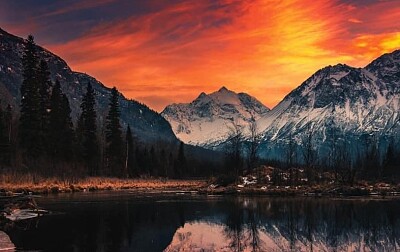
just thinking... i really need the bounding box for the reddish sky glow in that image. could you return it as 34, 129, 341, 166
1, 0, 399, 111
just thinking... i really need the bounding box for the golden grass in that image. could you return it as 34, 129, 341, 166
0, 172, 207, 194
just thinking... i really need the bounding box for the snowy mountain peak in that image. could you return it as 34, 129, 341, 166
162, 87, 270, 146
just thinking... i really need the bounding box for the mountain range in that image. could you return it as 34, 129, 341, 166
162, 50, 400, 162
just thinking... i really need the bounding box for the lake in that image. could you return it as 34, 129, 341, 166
2, 192, 400, 251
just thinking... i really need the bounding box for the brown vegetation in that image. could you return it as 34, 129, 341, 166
0, 172, 206, 194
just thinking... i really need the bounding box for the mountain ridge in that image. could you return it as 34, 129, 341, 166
256, 49, 400, 160
0, 27, 177, 144
162, 49, 400, 162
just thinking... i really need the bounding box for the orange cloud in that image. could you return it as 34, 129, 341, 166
44, 0, 400, 111
348, 18, 362, 23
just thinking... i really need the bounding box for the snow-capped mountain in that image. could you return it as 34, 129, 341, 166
162, 86, 269, 146
257, 50, 400, 160
162, 50, 399, 161
0, 27, 177, 143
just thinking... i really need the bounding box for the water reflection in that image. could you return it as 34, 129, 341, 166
2, 193, 400, 252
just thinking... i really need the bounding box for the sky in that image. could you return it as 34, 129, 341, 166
0, 0, 399, 111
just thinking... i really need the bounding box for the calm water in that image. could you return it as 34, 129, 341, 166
2, 192, 400, 252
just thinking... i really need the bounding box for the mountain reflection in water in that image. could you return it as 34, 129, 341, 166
2, 193, 400, 252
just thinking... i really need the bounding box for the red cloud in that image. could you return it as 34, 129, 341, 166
43, 0, 400, 111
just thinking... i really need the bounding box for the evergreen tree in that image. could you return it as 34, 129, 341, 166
19, 35, 42, 157
159, 148, 167, 177
139, 147, 149, 174
125, 125, 135, 177
0, 103, 6, 166
0, 101, 6, 144
49, 80, 74, 162
37, 60, 52, 151
168, 152, 174, 177
0, 104, 12, 166
5, 105, 12, 144
78, 82, 99, 176
174, 141, 187, 177
149, 146, 159, 175
105, 87, 123, 176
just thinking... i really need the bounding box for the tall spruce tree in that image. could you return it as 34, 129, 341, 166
0, 101, 6, 144
49, 80, 74, 163
37, 60, 52, 151
19, 35, 42, 157
78, 82, 99, 175
0, 102, 7, 166
125, 125, 135, 177
105, 87, 123, 176
174, 141, 187, 178
5, 105, 12, 144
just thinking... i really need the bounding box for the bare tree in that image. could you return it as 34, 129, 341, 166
246, 119, 262, 173
334, 137, 353, 185
286, 130, 296, 168
225, 121, 244, 177
302, 122, 316, 183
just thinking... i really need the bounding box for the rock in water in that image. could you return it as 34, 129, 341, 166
0, 231, 15, 252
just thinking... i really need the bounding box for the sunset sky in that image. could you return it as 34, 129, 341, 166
0, 0, 399, 111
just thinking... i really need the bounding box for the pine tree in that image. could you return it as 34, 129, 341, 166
5, 105, 12, 144
105, 87, 123, 176
49, 80, 74, 163
149, 146, 158, 175
159, 148, 167, 177
0, 102, 6, 165
168, 152, 174, 177
125, 125, 135, 177
175, 141, 187, 178
37, 60, 52, 151
19, 35, 42, 157
78, 82, 99, 176
0, 101, 6, 144
0, 103, 12, 166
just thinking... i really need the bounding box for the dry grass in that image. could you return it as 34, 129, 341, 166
0, 172, 207, 194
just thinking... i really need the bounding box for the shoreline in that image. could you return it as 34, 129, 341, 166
1, 177, 400, 198
0, 177, 207, 195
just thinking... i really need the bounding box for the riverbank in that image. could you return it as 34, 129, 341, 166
0, 175, 207, 194
1, 173, 400, 197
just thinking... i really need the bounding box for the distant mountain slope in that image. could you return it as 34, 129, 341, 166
162, 86, 270, 146
0, 27, 176, 143
257, 50, 400, 160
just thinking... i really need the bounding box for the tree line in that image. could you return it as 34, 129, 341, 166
0, 35, 192, 179
222, 119, 400, 185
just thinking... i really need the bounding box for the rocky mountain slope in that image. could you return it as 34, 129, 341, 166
256, 50, 400, 160
0, 27, 176, 143
162, 87, 269, 146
